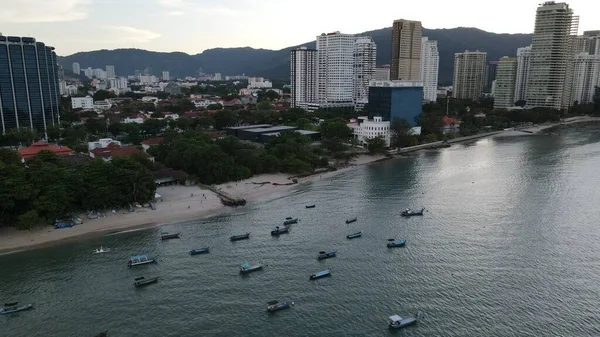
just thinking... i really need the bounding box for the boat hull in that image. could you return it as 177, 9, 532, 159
387, 242, 406, 248
389, 316, 418, 329
346, 232, 362, 239
345, 218, 357, 224
271, 229, 289, 236
305, 205, 316, 209
134, 277, 158, 287
190, 248, 209, 255
240, 266, 263, 274
309, 271, 331, 280
283, 219, 298, 225
267, 302, 291, 312
128, 260, 156, 267
230, 234, 250, 241
0, 304, 33, 314
317, 252, 336, 260
161, 233, 180, 240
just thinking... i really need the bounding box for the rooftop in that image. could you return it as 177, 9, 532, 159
243, 126, 297, 134
19, 141, 74, 159
142, 137, 164, 146
227, 124, 272, 130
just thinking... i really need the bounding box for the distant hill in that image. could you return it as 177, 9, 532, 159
58, 27, 532, 84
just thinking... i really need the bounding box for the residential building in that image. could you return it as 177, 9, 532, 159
162, 71, 170, 81
453, 50, 487, 100
514, 45, 533, 102
526, 1, 579, 109
347, 116, 391, 147
106, 65, 115, 79
65, 85, 78, 96
575, 30, 600, 55
353, 37, 377, 111
88, 138, 121, 151
72, 62, 80, 75
92, 68, 106, 80
164, 82, 181, 95
368, 80, 423, 126
109, 77, 128, 90
18, 141, 73, 160
374, 65, 391, 81
94, 100, 112, 111
213, 73, 222, 81
0, 35, 61, 133
290, 47, 318, 108
71, 96, 94, 109
139, 75, 158, 84
570, 52, 600, 104
317, 32, 355, 105
493, 57, 518, 109
420, 37, 439, 102
248, 77, 273, 89
83, 67, 93, 78
390, 19, 422, 81
89, 144, 154, 162
484, 61, 499, 92
141, 137, 163, 152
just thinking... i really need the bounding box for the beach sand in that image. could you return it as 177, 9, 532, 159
0, 154, 387, 255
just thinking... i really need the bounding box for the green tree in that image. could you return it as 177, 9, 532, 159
17, 210, 42, 230
214, 110, 238, 130
366, 136, 387, 155
46, 124, 62, 142
141, 118, 166, 136
390, 118, 413, 148
93, 90, 115, 101
320, 118, 351, 140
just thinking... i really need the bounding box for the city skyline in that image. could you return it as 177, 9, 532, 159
3, 0, 599, 56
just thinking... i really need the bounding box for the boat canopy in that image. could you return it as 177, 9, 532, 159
241, 263, 250, 268
130, 254, 149, 260
389, 315, 403, 322
315, 269, 329, 276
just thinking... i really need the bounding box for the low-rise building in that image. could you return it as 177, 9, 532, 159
18, 141, 74, 161
347, 116, 391, 147
89, 144, 154, 162
94, 100, 112, 111
164, 82, 181, 95
442, 116, 461, 134
141, 137, 164, 152
88, 138, 122, 151
72, 96, 94, 109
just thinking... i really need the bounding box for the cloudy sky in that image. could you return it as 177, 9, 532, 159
2, 0, 598, 56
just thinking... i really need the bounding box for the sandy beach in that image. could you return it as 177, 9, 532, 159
0, 154, 387, 255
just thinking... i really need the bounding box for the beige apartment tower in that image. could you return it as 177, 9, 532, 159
526, 1, 579, 109
453, 50, 487, 100
493, 57, 518, 109
390, 19, 422, 81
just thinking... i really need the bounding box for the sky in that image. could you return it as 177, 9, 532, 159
1, 0, 598, 56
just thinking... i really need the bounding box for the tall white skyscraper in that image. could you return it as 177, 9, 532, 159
514, 45, 532, 102
162, 71, 170, 81
420, 37, 439, 103
570, 53, 600, 104
92, 68, 107, 80
575, 31, 600, 55
453, 50, 487, 100
106, 65, 115, 79
526, 1, 579, 109
72, 62, 80, 75
353, 37, 376, 110
493, 57, 518, 109
317, 32, 355, 104
290, 47, 318, 108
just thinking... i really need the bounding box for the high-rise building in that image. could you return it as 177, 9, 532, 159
514, 45, 533, 102
575, 30, 600, 55
72, 62, 80, 75
493, 57, 518, 109
570, 53, 600, 104
92, 68, 106, 80
369, 80, 423, 126
353, 37, 377, 110
453, 50, 487, 100
420, 37, 439, 103
317, 32, 355, 104
0, 35, 60, 132
374, 66, 391, 81
390, 19, 422, 81
106, 65, 115, 79
290, 47, 318, 108
162, 71, 170, 81
526, 1, 579, 109
484, 61, 499, 92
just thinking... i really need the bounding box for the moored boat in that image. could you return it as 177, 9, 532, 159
230, 233, 251, 241
271, 226, 289, 236
401, 208, 425, 217
346, 231, 362, 239
127, 254, 156, 267
309, 269, 331, 280
283, 218, 298, 225
93, 246, 111, 254
345, 217, 357, 224
240, 263, 263, 274
387, 239, 406, 248
305, 204, 316, 209
0, 302, 33, 315
189, 247, 209, 255
266, 300, 293, 312
133, 276, 158, 287
317, 251, 336, 260
160, 232, 180, 240
388, 312, 420, 329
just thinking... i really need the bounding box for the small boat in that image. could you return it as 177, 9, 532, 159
401, 208, 425, 217
317, 251, 336, 260
160, 232, 180, 240
283, 218, 298, 225
266, 300, 293, 312
0, 302, 33, 315
346, 231, 362, 239
133, 276, 158, 288
388, 312, 420, 329
189, 247, 210, 255
345, 217, 357, 224
92, 246, 111, 254
309, 269, 331, 280
240, 263, 263, 274
271, 226, 289, 236
127, 254, 156, 267
285, 217, 293, 220
305, 204, 316, 209
387, 239, 406, 248
230, 233, 251, 241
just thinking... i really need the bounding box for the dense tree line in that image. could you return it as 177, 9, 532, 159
0, 150, 156, 230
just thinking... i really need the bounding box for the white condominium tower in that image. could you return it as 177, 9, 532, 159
453, 50, 487, 100
317, 32, 356, 104
420, 37, 439, 103
353, 37, 376, 110
106, 65, 116, 79
72, 62, 80, 75
390, 19, 422, 81
526, 1, 579, 109
514, 45, 532, 102
575, 30, 600, 55
290, 47, 318, 108
493, 57, 518, 109
570, 53, 600, 104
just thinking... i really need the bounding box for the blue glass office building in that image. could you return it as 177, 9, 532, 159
0, 35, 60, 133
368, 81, 423, 126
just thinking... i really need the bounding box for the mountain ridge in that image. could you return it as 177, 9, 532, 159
58, 27, 533, 84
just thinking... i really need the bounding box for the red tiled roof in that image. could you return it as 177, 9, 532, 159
142, 137, 164, 146
443, 116, 461, 126
111, 146, 150, 158
19, 141, 73, 159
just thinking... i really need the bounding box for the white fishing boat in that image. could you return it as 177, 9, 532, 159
93, 246, 111, 254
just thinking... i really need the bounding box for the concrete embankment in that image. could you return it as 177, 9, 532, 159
397, 131, 503, 154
